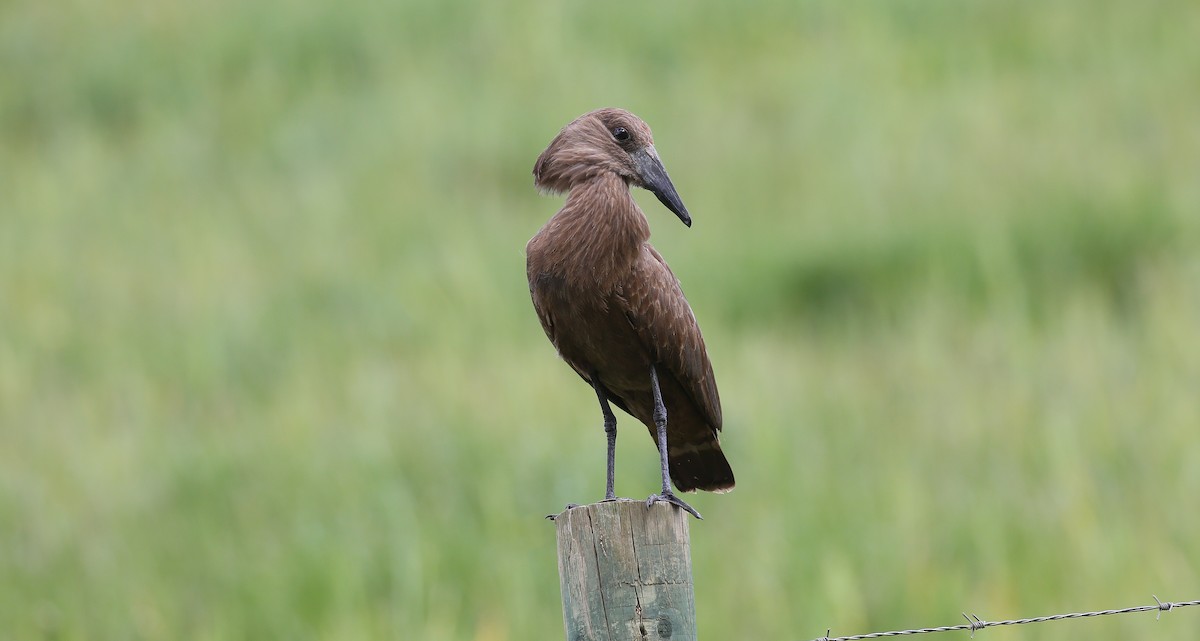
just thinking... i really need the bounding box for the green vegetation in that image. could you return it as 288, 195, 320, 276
3, 0, 1198, 639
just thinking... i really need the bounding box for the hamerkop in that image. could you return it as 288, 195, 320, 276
526, 108, 734, 519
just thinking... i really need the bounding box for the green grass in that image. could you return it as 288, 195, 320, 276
2, 0, 1199, 639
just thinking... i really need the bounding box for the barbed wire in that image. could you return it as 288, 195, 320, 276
810, 595, 1199, 641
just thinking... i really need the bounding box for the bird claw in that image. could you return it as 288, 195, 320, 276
545, 503, 582, 521
550, 494, 704, 521
646, 492, 702, 519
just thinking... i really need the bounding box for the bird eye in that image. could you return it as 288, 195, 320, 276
612, 127, 630, 142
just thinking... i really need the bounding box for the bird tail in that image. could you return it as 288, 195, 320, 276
669, 439, 735, 493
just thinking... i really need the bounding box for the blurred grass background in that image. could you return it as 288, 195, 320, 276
2, 0, 1199, 639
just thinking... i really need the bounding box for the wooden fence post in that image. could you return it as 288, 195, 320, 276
554, 499, 697, 641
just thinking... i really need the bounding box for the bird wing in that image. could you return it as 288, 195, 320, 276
528, 282, 557, 346
620, 244, 723, 429
528, 258, 600, 390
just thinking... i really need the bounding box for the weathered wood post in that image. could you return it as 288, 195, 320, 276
554, 499, 697, 641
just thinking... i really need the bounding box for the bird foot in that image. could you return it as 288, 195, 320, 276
545, 503, 581, 521
646, 492, 702, 520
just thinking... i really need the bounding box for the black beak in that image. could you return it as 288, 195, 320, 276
632, 146, 692, 227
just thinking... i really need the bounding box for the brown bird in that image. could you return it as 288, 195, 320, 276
526, 108, 734, 518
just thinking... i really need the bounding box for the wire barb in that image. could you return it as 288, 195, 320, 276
1153, 595, 1174, 620
961, 613, 984, 638
808, 595, 1200, 641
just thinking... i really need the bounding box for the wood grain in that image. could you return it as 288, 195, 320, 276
554, 500, 696, 641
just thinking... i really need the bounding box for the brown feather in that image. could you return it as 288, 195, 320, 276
526, 108, 734, 494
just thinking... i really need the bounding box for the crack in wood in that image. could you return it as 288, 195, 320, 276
587, 508, 614, 639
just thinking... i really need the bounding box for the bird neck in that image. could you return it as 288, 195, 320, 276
543, 173, 651, 287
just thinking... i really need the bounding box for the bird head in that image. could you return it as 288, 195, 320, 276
533, 108, 692, 227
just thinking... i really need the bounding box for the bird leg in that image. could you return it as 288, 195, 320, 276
547, 378, 620, 520
646, 364, 702, 519
591, 376, 618, 501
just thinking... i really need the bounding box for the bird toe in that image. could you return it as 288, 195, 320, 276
545, 502, 583, 521
646, 492, 702, 520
